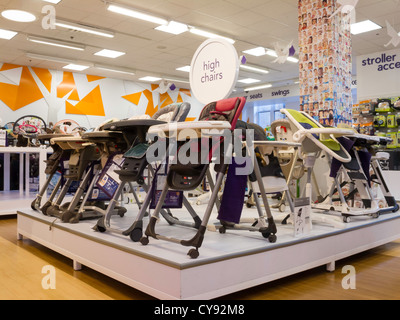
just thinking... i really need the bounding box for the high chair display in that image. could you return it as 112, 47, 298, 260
93, 102, 198, 240
281, 109, 398, 222
31, 120, 84, 212
138, 97, 285, 259
43, 119, 120, 222
217, 120, 301, 237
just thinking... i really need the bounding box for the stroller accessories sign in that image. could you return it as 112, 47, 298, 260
190, 38, 239, 105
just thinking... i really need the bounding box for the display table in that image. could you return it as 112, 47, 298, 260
16, 206, 400, 300
1, 146, 48, 193
0, 147, 50, 216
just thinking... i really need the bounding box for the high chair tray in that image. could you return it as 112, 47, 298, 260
148, 121, 231, 138
252, 141, 301, 147
103, 119, 166, 131
81, 131, 124, 139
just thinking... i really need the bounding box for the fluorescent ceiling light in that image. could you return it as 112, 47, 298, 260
42, 0, 62, 3
95, 65, 135, 75
176, 66, 191, 72
107, 4, 167, 25
55, 20, 114, 38
238, 78, 260, 84
243, 47, 266, 57
63, 64, 90, 71
94, 49, 125, 58
189, 27, 235, 44
239, 64, 269, 74
27, 35, 85, 51
287, 56, 299, 63
25, 52, 75, 64
139, 76, 162, 82
155, 21, 188, 35
0, 29, 18, 40
244, 84, 272, 91
163, 77, 189, 84
266, 49, 278, 57
1, 10, 36, 22
351, 20, 382, 35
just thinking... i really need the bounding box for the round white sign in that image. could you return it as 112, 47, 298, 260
190, 38, 239, 105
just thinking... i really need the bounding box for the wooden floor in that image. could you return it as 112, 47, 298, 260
1, 214, 400, 300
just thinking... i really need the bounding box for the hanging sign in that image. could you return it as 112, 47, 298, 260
190, 38, 239, 104
357, 48, 400, 101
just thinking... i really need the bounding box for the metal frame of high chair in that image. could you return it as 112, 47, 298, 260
314, 134, 399, 222
31, 132, 74, 211
280, 109, 394, 223
61, 130, 130, 223
93, 103, 203, 240
218, 140, 300, 238
139, 97, 276, 259
44, 135, 103, 222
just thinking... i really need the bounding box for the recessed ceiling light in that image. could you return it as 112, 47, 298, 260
55, 20, 114, 38
238, 78, 261, 84
42, 0, 62, 3
107, 4, 167, 25
243, 47, 266, 57
287, 56, 299, 63
139, 76, 162, 82
1, 10, 36, 22
176, 66, 191, 72
351, 20, 382, 35
0, 29, 18, 40
63, 64, 90, 71
239, 64, 269, 74
244, 84, 272, 91
155, 21, 188, 35
27, 35, 85, 51
95, 64, 135, 75
266, 50, 278, 57
94, 49, 125, 58
189, 28, 235, 44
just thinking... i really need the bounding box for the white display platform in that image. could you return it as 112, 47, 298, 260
0, 191, 36, 216
17, 205, 400, 300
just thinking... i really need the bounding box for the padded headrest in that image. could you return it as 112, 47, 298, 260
152, 102, 191, 122
198, 97, 245, 130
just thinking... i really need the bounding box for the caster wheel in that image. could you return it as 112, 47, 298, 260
343, 215, 351, 223
262, 231, 271, 239
129, 228, 142, 242
246, 203, 252, 208
187, 248, 199, 259
219, 226, 226, 234
31, 199, 39, 211
61, 210, 75, 223
41, 201, 52, 216
95, 225, 106, 233
140, 237, 149, 246
117, 207, 127, 217
372, 212, 380, 219
268, 234, 277, 243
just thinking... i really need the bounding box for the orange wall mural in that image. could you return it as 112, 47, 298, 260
0, 62, 201, 128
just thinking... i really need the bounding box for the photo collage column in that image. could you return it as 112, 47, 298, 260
298, 0, 353, 126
